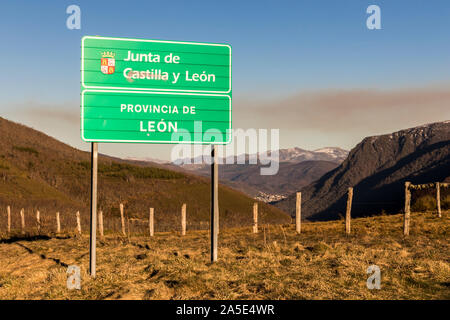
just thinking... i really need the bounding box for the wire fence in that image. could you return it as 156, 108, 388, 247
0, 204, 275, 238
0, 181, 447, 239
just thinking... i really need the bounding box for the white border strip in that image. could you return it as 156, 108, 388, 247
81, 89, 232, 145
81, 36, 232, 94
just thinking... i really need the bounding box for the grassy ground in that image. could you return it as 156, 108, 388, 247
0, 211, 448, 300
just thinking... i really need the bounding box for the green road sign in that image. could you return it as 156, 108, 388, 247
81, 36, 231, 94
80, 36, 232, 144
81, 90, 231, 144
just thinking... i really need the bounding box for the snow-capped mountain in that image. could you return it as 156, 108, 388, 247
172, 147, 349, 198
275, 121, 450, 220
313, 147, 349, 161
277, 147, 348, 163
174, 147, 348, 166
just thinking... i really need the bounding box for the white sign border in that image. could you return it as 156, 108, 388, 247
81, 36, 232, 94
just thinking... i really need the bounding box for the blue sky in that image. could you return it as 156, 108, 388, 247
1, 1, 450, 159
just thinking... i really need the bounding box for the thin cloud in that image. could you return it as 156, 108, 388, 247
235, 87, 450, 133
2, 87, 449, 160
11, 101, 79, 125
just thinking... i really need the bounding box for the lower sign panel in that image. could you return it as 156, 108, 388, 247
81, 90, 232, 144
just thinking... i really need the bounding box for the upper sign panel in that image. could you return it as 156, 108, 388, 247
81, 36, 232, 94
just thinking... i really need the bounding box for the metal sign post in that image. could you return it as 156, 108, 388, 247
89, 142, 98, 277
81, 35, 232, 275
210, 145, 219, 262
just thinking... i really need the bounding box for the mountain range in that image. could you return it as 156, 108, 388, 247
175, 147, 348, 198
2, 115, 447, 225
175, 147, 348, 166
274, 121, 450, 220
0, 117, 290, 227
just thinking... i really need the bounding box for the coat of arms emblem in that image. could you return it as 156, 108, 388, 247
100, 51, 115, 74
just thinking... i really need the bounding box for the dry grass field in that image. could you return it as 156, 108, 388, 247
0, 211, 448, 300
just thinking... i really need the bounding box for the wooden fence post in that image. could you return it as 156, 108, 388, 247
149, 208, 154, 237
120, 203, 126, 236
181, 203, 186, 236
127, 218, 130, 241
346, 187, 353, 234
296, 192, 301, 234
436, 182, 441, 218
36, 210, 41, 233
20, 208, 25, 235
404, 182, 411, 236
76, 211, 82, 235
7, 206, 11, 234
56, 212, 61, 234
98, 210, 104, 238
253, 202, 258, 234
